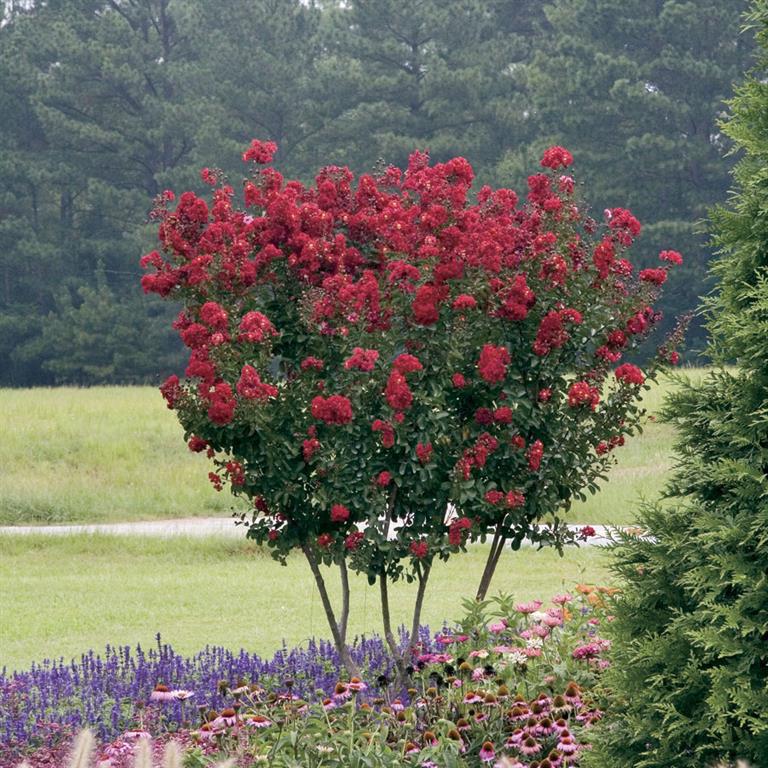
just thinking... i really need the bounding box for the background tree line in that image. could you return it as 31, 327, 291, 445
0, 0, 754, 385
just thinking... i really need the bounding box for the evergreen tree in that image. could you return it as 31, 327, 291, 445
520, 0, 754, 351
588, 4, 768, 765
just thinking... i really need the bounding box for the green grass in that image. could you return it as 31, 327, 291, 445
0, 386, 231, 524
1, 370, 709, 527
0, 534, 608, 673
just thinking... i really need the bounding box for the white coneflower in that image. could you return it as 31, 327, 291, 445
68, 729, 95, 768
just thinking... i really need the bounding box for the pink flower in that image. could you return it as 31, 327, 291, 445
479, 741, 496, 762
515, 600, 543, 614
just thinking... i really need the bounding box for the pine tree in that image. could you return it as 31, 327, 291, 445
520, 0, 754, 351
588, 5, 768, 765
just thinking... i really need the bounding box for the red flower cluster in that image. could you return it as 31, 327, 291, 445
242, 139, 277, 164
392, 354, 423, 374
639, 268, 667, 286
659, 250, 683, 265
540, 146, 574, 170
416, 442, 433, 464
477, 344, 510, 384
204, 382, 235, 425
344, 347, 379, 372
527, 440, 544, 471
376, 471, 392, 487
238, 311, 277, 343
615, 363, 645, 386
311, 395, 353, 425
567, 382, 600, 410
372, 419, 395, 448
330, 504, 350, 523
409, 540, 429, 559
237, 365, 278, 401
385, 371, 413, 411
448, 516, 473, 546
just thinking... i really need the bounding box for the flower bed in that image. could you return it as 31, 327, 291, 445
1, 588, 613, 767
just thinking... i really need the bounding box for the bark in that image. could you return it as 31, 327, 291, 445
409, 561, 432, 651
302, 544, 359, 676
475, 523, 507, 601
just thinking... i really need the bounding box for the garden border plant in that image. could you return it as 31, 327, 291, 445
141, 140, 683, 676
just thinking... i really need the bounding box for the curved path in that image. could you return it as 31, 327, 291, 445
0, 518, 636, 546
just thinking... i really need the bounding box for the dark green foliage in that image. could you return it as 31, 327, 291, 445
588, 4, 768, 766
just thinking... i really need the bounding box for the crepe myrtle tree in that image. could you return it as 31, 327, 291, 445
142, 141, 683, 675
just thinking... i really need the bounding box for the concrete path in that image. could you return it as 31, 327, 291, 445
0, 518, 637, 546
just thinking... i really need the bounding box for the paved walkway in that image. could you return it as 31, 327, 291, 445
0, 518, 633, 546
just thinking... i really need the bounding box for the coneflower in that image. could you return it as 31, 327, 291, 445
479, 740, 496, 762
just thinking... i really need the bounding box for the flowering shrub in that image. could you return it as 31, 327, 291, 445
141, 141, 683, 667
2, 589, 615, 767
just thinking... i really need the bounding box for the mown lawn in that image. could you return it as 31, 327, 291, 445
0, 534, 609, 673
0, 369, 708, 526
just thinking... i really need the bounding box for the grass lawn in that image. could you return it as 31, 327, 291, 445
1, 368, 708, 527
0, 534, 609, 673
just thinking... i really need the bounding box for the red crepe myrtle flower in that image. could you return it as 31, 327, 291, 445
449, 517, 472, 546
317, 533, 333, 548
475, 407, 494, 426
452, 294, 478, 311
199, 301, 228, 331
385, 371, 413, 410
311, 395, 353, 425
412, 284, 442, 325
538, 388, 552, 403
410, 540, 429, 559
506, 490, 525, 508
416, 442, 433, 464
527, 440, 544, 471
207, 382, 236, 425
596, 441, 609, 455
452, 373, 466, 388
238, 311, 277, 343
615, 363, 645, 386
541, 146, 574, 170
639, 268, 667, 286
331, 504, 350, 523
160, 375, 182, 409
484, 490, 504, 505
668, 350, 680, 365
376, 471, 392, 487
187, 435, 207, 453
567, 381, 600, 410
493, 406, 513, 424
237, 365, 278, 401
344, 347, 379, 372
659, 249, 683, 265
372, 419, 395, 448
477, 344, 510, 384
303, 438, 320, 461
579, 525, 596, 540
301, 356, 324, 371
392, 353, 423, 374
226, 461, 245, 486
242, 139, 277, 164
208, 472, 223, 491
345, 531, 364, 550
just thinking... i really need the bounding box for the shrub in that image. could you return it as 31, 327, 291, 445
141, 141, 682, 672
587, 4, 768, 766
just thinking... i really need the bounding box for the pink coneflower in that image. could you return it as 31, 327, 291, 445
519, 737, 542, 756
390, 698, 405, 712
197, 723, 217, 740
333, 682, 351, 700
479, 741, 496, 762
122, 729, 151, 741
456, 717, 471, 731
474, 712, 489, 724
535, 717, 557, 736
246, 714, 272, 728
149, 684, 175, 702
347, 677, 367, 692
505, 728, 525, 746
218, 708, 238, 727
322, 697, 336, 711
472, 667, 486, 681
404, 741, 420, 756
463, 691, 483, 704
557, 734, 579, 754
515, 600, 543, 614
551, 593, 572, 605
